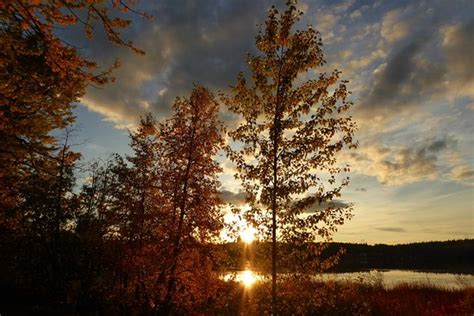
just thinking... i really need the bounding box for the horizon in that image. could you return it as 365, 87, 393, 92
222, 237, 474, 246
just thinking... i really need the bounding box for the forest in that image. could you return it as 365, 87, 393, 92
1, 0, 473, 315
220, 239, 474, 273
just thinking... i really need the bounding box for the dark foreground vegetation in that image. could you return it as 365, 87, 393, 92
2, 277, 473, 315
227, 278, 474, 316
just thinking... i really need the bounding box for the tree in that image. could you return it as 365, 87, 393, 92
1, 0, 146, 83
0, 1, 148, 311
75, 158, 122, 311
9, 128, 81, 304
0, 28, 82, 221
222, 3, 357, 313
80, 91, 225, 314
0, 0, 146, 222
111, 114, 163, 313
157, 86, 224, 314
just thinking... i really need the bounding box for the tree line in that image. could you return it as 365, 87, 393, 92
332, 239, 474, 273
1, 1, 356, 314
219, 239, 474, 274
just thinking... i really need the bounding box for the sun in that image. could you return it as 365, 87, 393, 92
241, 269, 256, 287
240, 226, 256, 244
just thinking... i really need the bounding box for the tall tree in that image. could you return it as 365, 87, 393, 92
0, 1, 147, 311
75, 158, 122, 310
0, 0, 146, 222
13, 129, 81, 303
158, 86, 224, 314
223, 3, 357, 313
106, 115, 163, 313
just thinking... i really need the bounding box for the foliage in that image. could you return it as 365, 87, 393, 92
213, 278, 474, 316
156, 85, 225, 313
1, 0, 146, 83
0, 0, 145, 222
223, 1, 357, 312
0, 129, 82, 306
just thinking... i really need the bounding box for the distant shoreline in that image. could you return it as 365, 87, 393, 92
220, 239, 474, 274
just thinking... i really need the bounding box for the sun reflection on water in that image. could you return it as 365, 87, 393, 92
241, 269, 256, 287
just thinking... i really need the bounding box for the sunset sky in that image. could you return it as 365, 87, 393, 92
70, 0, 473, 244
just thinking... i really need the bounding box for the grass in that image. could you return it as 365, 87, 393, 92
211, 276, 474, 315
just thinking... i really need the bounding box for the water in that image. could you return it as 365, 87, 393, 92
225, 269, 474, 289
319, 270, 474, 289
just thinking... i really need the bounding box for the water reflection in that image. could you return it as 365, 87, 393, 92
223, 269, 263, 287
241, 269, 256, 287
223, 269, 474, 289
318, 270, 474, 289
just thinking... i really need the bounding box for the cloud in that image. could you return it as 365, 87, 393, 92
441, 20, 474, 95
361, 40, 427, 113
305, 200, 351, 213
375, 227, 406, 233
333, 0, 355, 13
347, 48, 385, 71
219, 189, 247, 205
345, 136, 458, 185
450, 165, 474, 182
74, 0, 474, 194
380, 9, 411, 43
80, 0, 271, 128
314, 12, 339, 42
359, 18, 474, 117
77, 1, 473, 133
349, 9, 361, 20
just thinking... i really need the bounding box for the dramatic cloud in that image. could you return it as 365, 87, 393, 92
80, 0, 271, 128
77, 0, 474, 134
360, 18, 474, 117
345, 136, 459, 185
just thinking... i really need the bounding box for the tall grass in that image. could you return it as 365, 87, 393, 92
212, 276, 474, 315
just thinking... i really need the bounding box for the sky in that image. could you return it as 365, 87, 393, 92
69, 0, 473, 244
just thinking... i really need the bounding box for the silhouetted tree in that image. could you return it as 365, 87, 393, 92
223, 3, 357, 313
111, 114, 163, 313
75, 157, 126, 311
11, 129, 81, 304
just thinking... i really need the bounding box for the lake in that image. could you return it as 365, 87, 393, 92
225, 269, 474, 289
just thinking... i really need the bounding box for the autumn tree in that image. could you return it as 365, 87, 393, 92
223, 3, 357, 313
108, 114, 163, 313
157, 86, 224, 314
77, 90, 225, 314
0, 0, 146, 221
